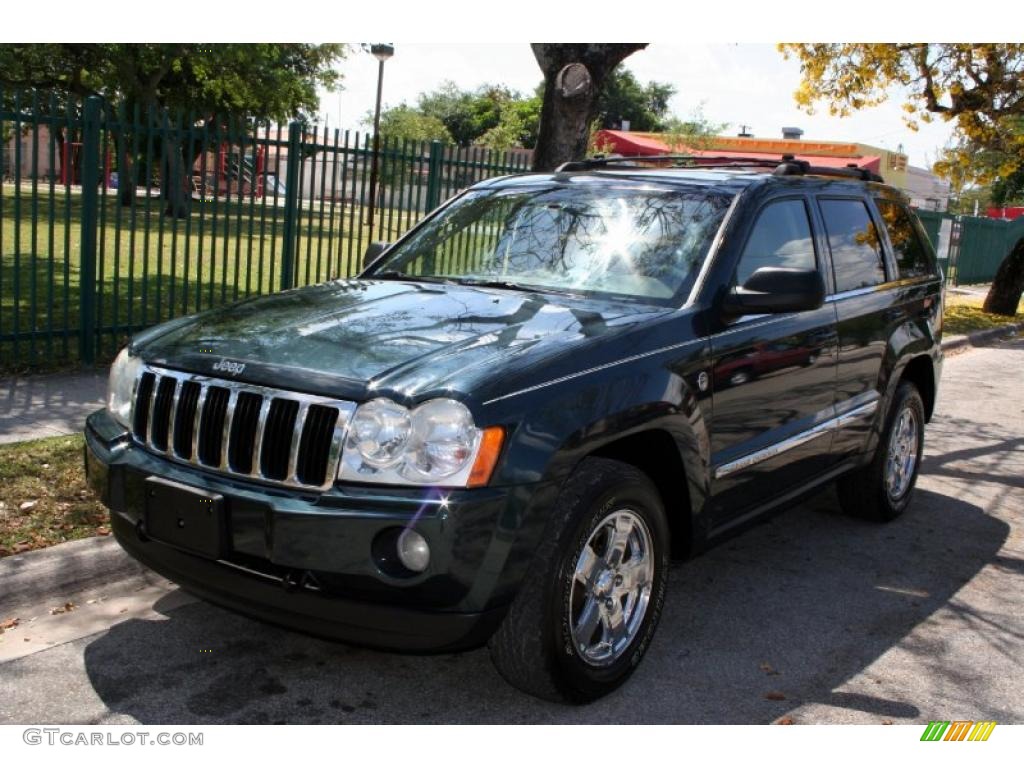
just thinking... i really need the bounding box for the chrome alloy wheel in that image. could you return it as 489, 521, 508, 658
885, 406, 919, 500
569, 510, 654, 667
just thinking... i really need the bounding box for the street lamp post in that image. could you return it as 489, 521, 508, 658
365, 43, 394, 232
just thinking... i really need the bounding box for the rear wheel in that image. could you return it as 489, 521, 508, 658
837, 381, 925, 522
488, 457, 670, 703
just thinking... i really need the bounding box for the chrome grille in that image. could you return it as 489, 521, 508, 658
131, 365, 355, 491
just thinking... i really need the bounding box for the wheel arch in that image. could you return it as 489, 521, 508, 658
896, 353, 937, 422
586, 427, 702, 559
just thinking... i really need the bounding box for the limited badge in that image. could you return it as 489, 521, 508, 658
697, 371, 710, 392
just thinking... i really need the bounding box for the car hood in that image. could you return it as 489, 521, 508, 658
132, 278, 672, 400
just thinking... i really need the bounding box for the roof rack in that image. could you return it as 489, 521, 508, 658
556, 154, 761, 171
773, 155, 885, 183
555, 153, 884, 183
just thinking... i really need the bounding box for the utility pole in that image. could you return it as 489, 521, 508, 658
365, 43, 394, 232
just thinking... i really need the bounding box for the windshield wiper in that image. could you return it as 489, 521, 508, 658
370, 270, 451, 284
456, 277, 587, 298
454, 277, 565, 295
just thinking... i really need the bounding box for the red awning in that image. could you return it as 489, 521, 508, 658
596, 130, 672, 156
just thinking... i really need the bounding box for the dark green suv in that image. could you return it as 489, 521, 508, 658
85, 156, 943, 702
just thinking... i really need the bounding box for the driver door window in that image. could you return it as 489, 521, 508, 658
735, 199, 817, 286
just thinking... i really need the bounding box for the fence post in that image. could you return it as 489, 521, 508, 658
79, 96, 102, 364
425, 141, 444, 212
280, 121, 302, 291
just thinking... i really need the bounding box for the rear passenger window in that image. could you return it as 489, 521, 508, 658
875, 199, 933, 279
819, 199, 887, 292
734, 199, 816, 286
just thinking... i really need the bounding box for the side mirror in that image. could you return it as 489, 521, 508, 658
722, 267, 825, 316
363, 241, 390, 268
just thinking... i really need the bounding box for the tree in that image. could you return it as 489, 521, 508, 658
660, 106, 729, 152
991, 159, 1024, 207
530, 44, 648, 171
412, 81, 535, 148
780, 43, 1024, 315
0, 44, 345, 214
477, 96, 542, 150
374, 105, 453, 144
594, 65, 675, 132
375, 82, 542, 151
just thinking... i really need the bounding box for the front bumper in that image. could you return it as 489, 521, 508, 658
85, 409, 553, 652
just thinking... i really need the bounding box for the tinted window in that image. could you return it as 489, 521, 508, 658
875, 199, 933, 279
734, 199, 816, 286
820, 199, 887, 292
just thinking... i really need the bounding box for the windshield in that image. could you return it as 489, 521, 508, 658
366, 184, 733, 303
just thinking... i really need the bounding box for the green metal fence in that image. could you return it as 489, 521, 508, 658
915, 208, 1023, 287
0, 90, 531, 370
956, 215, 1024, 285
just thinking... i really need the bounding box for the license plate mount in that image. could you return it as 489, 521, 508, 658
143, 476, 226, 559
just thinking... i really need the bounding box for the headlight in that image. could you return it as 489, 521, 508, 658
402, 399, 477, 481
339, 397, 503, 487
106, 347, 143, 429
348, 398, 412, 468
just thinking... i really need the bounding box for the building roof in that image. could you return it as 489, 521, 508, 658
594, 129, 883, 174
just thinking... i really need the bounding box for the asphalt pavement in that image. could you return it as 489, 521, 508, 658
0, 338, 1021, 724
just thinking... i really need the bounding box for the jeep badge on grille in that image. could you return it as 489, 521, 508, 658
212, 358, 246, 376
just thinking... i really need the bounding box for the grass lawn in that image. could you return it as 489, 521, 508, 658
0, 433, 107, 558
0, 185, 422, 371
943, 290, 1024, 336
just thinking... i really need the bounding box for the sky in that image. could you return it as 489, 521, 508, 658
319, 43, 956, 170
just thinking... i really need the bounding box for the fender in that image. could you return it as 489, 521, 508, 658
485, 340, 713, 553
865, 278, 944, 458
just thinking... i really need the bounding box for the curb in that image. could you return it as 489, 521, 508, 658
0, 535, 149, 617
940, 322, 1023, 353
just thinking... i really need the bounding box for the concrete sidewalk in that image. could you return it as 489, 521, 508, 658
0, 369, 106, 445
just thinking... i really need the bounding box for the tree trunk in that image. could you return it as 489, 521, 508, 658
161, 131, 190, 219
52, 127, 65, 183
530, 44, 647, 172
982, 238, 1024, 316
116, 128, 137, 207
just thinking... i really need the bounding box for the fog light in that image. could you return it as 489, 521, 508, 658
397, 528, 430, 573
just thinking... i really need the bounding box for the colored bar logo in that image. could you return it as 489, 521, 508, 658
921, 721, 997, 741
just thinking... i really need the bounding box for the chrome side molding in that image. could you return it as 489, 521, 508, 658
714, 398, 879, 480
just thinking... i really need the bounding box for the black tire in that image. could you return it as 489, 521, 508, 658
488, 457, 670, 703
837, 381, 925, 522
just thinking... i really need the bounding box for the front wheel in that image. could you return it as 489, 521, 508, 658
837, 381, 926, 522
488, 457, 670, 703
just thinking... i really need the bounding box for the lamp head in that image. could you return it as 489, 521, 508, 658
369, 43, 395, 63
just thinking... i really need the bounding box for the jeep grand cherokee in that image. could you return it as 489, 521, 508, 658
85, 156, 943, 702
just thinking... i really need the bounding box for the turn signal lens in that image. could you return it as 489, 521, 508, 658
467, 426, 505, 488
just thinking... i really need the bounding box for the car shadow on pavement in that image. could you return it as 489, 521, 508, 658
79, 487, 1007, 724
